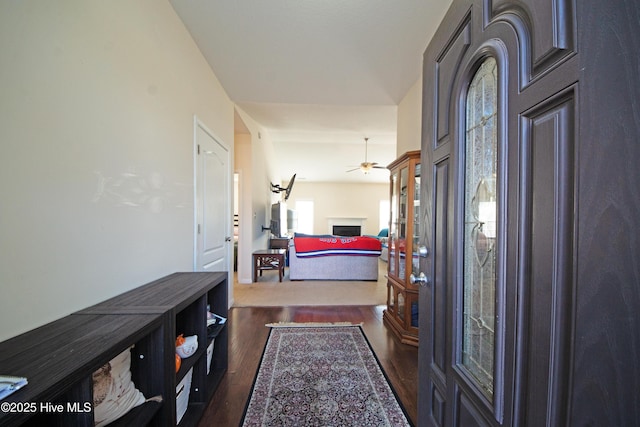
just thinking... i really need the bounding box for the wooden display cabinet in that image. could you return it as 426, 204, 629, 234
383, 150, 421, 346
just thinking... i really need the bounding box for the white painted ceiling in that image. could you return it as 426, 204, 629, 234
169, 0, 452, 183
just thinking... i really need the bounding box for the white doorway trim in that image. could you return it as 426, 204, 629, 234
193, 115, 231, 272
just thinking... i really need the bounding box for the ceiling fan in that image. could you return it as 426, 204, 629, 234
346, 137, 387, 174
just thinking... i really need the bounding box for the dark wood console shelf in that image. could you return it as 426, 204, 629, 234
0, 272, 228, 427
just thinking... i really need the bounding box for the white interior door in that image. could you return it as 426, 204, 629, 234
194, 117, 230, 272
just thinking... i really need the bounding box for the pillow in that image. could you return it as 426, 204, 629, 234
93, 347, 146, 427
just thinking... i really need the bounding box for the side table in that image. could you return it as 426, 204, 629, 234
252, 249, 286, 282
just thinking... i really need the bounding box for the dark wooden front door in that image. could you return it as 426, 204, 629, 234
417, 0, 640, 426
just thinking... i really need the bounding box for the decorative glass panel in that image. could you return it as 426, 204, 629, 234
462, 57, 498, 397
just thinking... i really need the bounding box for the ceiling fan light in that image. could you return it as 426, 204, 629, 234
346, 137, 381, 175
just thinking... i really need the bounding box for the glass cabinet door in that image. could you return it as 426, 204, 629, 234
398, 166, 408, 281
389, 172, 398, 277
397, 289, 406, 324
408, 163, 421, 329
410, 163, 421, 287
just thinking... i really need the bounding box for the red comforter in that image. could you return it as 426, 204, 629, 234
293, 236, 382, 258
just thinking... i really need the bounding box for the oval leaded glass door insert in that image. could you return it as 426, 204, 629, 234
462, 57, 498, 398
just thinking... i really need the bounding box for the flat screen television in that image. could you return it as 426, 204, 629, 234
270, 219, 280, 238
270, 174, 296, 201
287, 209, 297, 231
270, 202, 287, 237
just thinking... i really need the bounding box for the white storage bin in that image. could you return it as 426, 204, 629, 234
175, 367, 193, 424
206, 340, 215, 375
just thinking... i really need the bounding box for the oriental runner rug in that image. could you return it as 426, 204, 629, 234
241, 324, 411, 426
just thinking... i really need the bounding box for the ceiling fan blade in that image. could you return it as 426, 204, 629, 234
346, 167, 360, 172
372, 166, 387, 169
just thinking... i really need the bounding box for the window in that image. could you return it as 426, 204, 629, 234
294, 200, 314, 235
462, 57, 498, 397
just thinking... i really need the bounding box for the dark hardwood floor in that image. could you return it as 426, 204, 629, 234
197, 305, 418, 426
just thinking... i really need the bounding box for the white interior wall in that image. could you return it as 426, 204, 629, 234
397, 78, 423, 156
0, 0, 235, 341
233, 133, 254, 285
233, 107, 281, 284
286, 182, 390, 236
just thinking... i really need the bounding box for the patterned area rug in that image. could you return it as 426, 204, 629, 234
241, 324, 411, 426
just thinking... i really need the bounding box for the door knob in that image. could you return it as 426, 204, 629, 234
410, 272, 430, 287
225, 236, 232, 242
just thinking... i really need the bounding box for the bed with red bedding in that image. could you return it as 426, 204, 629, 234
289, 235, 382, 280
